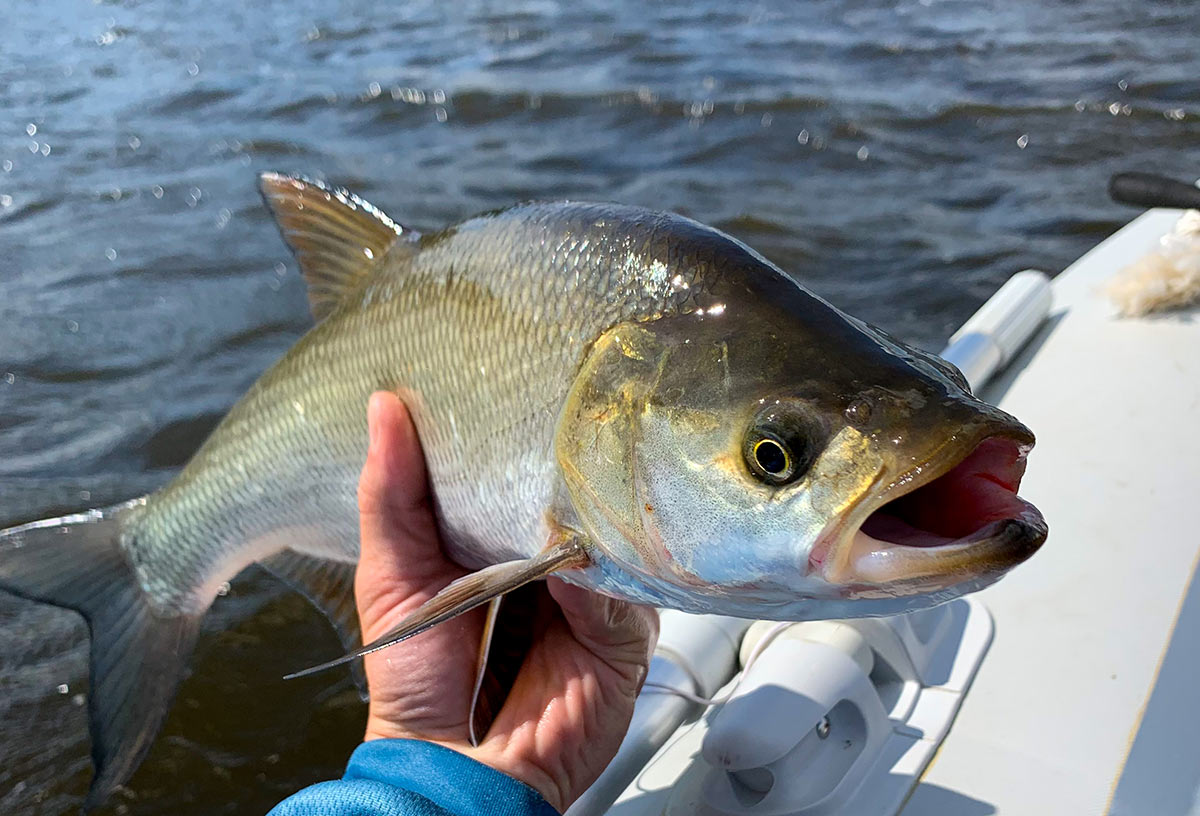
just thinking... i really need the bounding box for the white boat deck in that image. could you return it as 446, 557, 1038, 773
903, 208, 1200, 815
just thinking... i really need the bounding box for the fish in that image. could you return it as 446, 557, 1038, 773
0, 174, 1047, 807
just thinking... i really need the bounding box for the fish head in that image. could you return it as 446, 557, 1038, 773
557, 242, 1046, 618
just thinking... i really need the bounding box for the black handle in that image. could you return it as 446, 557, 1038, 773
1109, 172, 1200, 210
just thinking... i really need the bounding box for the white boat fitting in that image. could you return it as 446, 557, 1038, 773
568, 201, 1200, 816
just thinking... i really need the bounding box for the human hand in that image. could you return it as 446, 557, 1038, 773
354, 392, 658, 813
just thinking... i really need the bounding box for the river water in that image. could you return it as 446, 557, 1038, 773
1, 0, 1197, 812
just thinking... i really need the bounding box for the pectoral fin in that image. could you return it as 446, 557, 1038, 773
284, 537, 587, 680
467, 585, 540, 746
470, 597, 504, 746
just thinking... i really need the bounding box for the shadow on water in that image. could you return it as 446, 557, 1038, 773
0, 573, 367, 816
107, 580, 368, 816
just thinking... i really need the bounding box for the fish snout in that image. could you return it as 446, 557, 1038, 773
962, 398, 1036, 450
811, 400, 1046, 597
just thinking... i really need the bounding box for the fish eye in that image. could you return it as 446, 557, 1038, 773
743, 408, 813, 486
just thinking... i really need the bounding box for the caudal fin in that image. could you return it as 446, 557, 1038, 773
0, 499, 201, 809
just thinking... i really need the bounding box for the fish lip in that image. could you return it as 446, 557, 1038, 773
810, 421, 1046, 589
844, 512, 1047, 593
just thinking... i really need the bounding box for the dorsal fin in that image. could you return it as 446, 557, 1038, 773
259, 172, 418, 321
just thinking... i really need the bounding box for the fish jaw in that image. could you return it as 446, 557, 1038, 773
810, 429, 1047, 596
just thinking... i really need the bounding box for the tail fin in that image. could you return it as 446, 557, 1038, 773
0, 499, 201, 809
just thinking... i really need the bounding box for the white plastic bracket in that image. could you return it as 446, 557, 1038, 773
619, 598, 994, 816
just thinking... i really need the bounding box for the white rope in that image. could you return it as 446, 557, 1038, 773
641, 621, 794, 706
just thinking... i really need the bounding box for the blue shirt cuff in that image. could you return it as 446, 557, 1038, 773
269, 738, 561, 816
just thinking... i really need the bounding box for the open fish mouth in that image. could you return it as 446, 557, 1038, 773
838, 435, 1047, 590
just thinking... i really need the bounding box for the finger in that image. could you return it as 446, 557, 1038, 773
546, 578, 658, 668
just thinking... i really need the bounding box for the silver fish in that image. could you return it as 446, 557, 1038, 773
0, 174, 1046, 806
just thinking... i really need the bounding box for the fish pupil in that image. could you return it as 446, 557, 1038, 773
754, 438, 789, 475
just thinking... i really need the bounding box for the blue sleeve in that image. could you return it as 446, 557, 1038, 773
268, 738, 561, 816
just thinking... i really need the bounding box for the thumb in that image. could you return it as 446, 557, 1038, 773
357, 391, 438, 578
